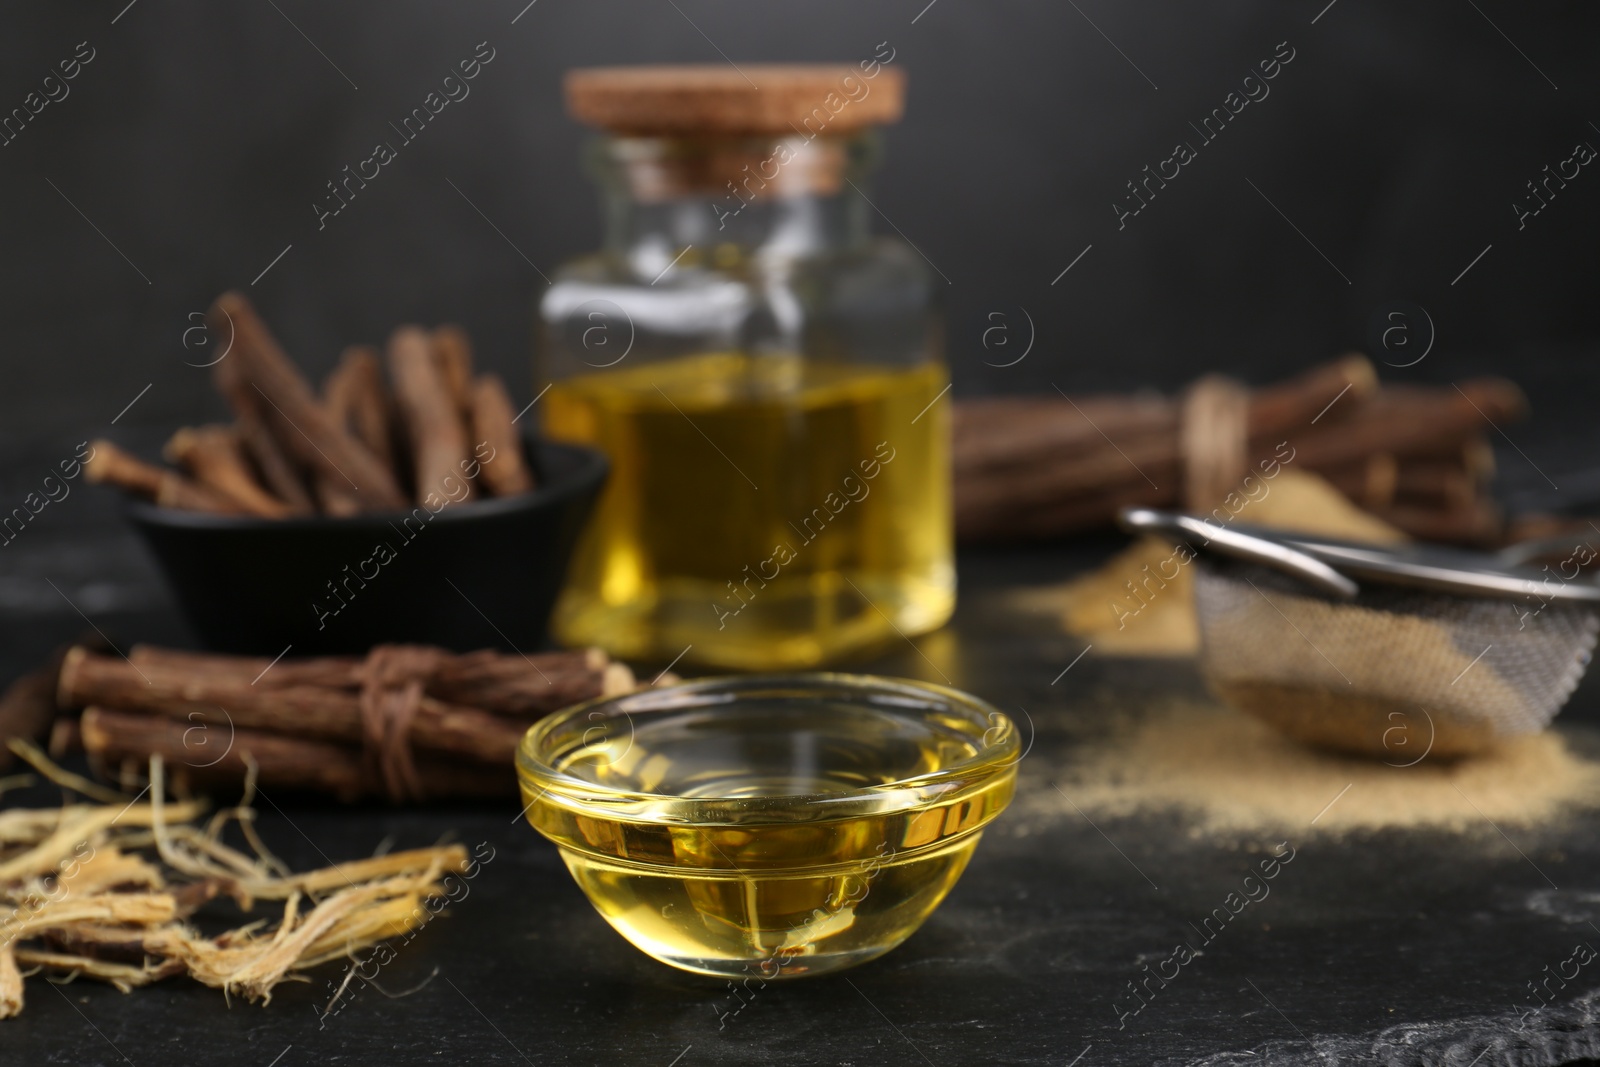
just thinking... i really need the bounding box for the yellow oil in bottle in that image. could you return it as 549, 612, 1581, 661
542, 353, 953, 669
525, 699, 1014, 979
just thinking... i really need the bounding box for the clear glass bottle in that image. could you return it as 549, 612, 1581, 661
540, 65, 952, 670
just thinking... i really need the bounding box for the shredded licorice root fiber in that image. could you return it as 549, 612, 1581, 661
0, 748, 467, 1018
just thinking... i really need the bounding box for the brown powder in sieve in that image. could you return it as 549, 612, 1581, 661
1030, 699, 1600, 835
1196, 573, 1540, 758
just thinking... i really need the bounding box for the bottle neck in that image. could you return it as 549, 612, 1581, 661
590, 133, 877, 271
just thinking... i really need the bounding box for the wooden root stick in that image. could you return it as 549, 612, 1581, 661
0, 639, 105, 771
208, 291, 406, 511
164, 425, 291, 517
212, 331, 325, 515
80, 708, 517, 803
324, 344, 398, 477
83, 439, 236, 513
471, 374, 536, 496
0, 752, 471, 1018
231, 396, 314, 513
432, 325, 476, 423
389, 326, 476, 505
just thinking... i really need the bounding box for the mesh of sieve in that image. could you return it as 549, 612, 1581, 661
1193, 558, 1599, 758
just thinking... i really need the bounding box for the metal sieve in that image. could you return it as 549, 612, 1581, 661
1120, 509, 1600, 759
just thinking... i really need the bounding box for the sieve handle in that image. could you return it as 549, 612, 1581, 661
1119, 508, 1361, 599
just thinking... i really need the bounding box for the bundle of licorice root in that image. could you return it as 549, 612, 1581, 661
953, 355, 1526, 545
85, 291, 534, 516
47, 643, 652, 803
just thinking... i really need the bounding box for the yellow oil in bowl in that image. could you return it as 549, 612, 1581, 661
516, 674, 1017, 979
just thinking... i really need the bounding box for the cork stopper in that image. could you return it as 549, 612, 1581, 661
565, 65, 906, 136
608, 135, 851, 201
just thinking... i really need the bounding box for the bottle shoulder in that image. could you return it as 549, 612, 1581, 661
538, 238, 937, 375
541, 238, 932, 311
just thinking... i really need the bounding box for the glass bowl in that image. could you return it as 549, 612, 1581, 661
516, 673, 1018, 979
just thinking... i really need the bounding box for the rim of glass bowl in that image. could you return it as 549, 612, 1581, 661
516, 672, 1020, 825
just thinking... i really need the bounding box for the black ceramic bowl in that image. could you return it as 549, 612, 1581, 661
125, 439, 607, 656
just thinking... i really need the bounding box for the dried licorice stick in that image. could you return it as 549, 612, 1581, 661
470, 375, 535, 496
163, 425, 290, 518
227, 389, 315, 514
432, 325, 476, 424
324, 345, 398, 477
79, 708, 514, 802
208, 291, 405, 511
84, 440, 236, 513
388, 326, 475, 504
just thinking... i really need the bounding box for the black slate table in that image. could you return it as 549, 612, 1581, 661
15, 358, 1600, 1067
6, 426, 1600, 1065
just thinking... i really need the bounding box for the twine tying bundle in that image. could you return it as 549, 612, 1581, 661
1180, 374, 1252, 513
358, 645, 450, 804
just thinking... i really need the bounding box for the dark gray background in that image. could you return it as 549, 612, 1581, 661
3, 8, 1600, 1063
0, 0, 1595, 468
